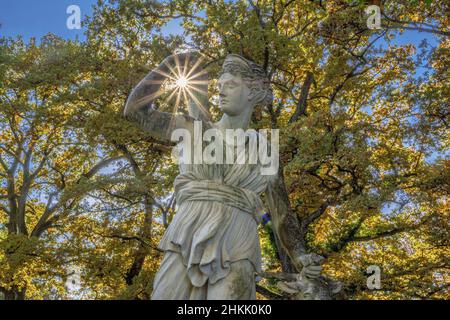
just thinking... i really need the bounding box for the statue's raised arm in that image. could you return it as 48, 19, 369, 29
123, 52, 209, 142
129, 52, 335, 300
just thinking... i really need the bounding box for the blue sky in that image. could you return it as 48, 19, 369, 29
0, 1, 96, 40
0, 0, 437, 46
0, 0, 184, 41
1, 1, 444, 215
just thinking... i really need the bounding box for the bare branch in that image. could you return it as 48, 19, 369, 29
289, 72, 314, 123
83, 156, 125, 180
31, 156, 125, 237
255, 284, 284, 300
382, 13, 450, 37
350, 217, 431, 243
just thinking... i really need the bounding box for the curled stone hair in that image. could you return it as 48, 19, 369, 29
219, 54, 273, 107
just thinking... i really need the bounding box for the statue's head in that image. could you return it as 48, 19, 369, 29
218, 54, 272, 116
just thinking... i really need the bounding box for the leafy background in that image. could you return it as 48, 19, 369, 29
0, 0, 448, 299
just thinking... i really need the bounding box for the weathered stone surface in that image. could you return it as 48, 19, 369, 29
123, 53, 327, 300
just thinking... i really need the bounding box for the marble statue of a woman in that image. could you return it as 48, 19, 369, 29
123, 52, 324, 300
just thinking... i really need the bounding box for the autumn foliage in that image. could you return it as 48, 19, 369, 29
0, 0, 448, 300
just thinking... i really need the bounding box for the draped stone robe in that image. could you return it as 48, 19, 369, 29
152, 121, 270, 299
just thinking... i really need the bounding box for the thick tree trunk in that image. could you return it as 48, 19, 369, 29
271, 229, 295, 273
265, 161, 308, 273
3, 233, 28, 300
125, 195, 153, 287
1, 286, 25, 300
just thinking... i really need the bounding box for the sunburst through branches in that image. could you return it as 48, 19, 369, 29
148, 52, 210, 123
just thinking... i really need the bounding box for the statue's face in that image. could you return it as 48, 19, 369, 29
218, 72, 252, 116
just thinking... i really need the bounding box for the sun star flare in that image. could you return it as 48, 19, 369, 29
176, 76, 188, 89
145, 53, 209, 121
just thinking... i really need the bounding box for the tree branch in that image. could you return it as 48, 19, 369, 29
31, 156, 125, 237
256, 284, 284, 300
289, 72, 314, 123
382, 13, 450, 37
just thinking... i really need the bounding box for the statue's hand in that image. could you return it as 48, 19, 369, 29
294, 253, 324, 280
